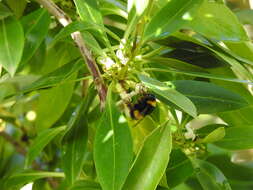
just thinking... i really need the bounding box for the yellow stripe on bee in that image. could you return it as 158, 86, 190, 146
147, 100, 156, 107
133, 110, 144, 120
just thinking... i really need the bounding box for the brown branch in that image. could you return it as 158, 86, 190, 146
0, 131, 26, 155
36, 0, 107, 107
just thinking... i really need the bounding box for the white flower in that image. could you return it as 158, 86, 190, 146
184, 125, 196, 140
99, 57, 116, 69
116, 49, 129, 65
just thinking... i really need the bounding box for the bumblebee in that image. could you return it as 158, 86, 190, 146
129, 94, 157, 120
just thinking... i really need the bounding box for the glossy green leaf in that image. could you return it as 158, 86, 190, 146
196, 124, 228, 138
236, 10, 253, 25
145, 57, 206, 73
73, 0, 108, 46
207, 155, 253, 185
35, 44, 79, 131
21, 9, 50, 64
143, 0, 203, 41
4, 171, 64, 189
0, 16, 24, 76
225, 41, 253, 65
124, 0, 149, 39
139, 74, 197, 117
26, 125, 66, 167
51, 23, 119, 56
171, 80, 248, 114
69, 180, 102, 190
128, 0, 149, 19
189, 1, 248, 41
35, 73, 76, 131
6, 0, 26, 18
208, 42, 253, 79
52, 21, 96, 44
0, 3, 12, 19
192, 159, 232, 190
100, 1, 127, 18
22, 59, 84, 93
166, 149, 194, 188
94, 84, 133, 190
81, 31, 104, 56
201, 127, 225, 143
74, 0, 103, 25
214, 126, 253, 150
122, 123, 172, 190
63, 87, 96, 185
145, 67, 253, 85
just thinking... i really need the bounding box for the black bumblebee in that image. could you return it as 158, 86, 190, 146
129, 94, 157, 120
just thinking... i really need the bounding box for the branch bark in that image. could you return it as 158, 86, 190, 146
36, 0, 107, 107
0, 131, 26, 155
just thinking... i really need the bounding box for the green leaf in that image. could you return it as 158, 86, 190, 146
214, 126, 253, 150
63, 87, 96, 185
35, 73, 76, 131
74, 0, 103, 25
51, 21, 119, 55
6, 0, 26, 18
166, 149, 194, 188
100, 1, 127, 18
207, 155, 253, 185
122, 123, 172, 190
22, 59, 84, 93
128, 0, 149, 19
143, 0, 203, 41
145, 67, 253, 85
189, 1, 248, 41
25, 125, 66, 167
196, 124, 228, 138
52, 21, 96, 44
69, 180, 102, 190
0, 3, 12, 19
236, 9, 253, 25
73, 0, 108, 46
124, 0, 149, 39
4, 171, 64, 189
21, 9, 50, 64
145, 57, 206, 73
138, 75, 197, 117
94, 84, 133, 190
0, 16, 24, 76
35, 44, 79, 131
171, 80, 248, 114
192, 159, 232, 190
224, 41, 253, 65
201, 127, 225, 143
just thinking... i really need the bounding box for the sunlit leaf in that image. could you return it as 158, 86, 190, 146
214, 126, 253, 150
21, 9, 50, 64
69, 180, 102, 190
189, 1, 248, 41
139, 74, 197, 117
0, 3, 12, 19
143, 0, 203, 41
4, 171, 64, 189
0, 16, 24, 76
94, 84, 133, 190
122, 123, 172, 190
